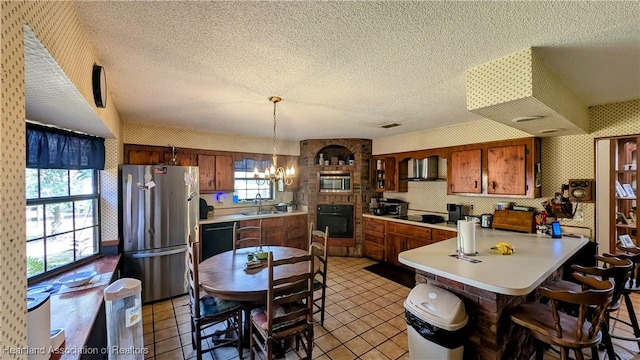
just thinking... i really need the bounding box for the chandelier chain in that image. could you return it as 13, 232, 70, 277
273, 100, 277, 156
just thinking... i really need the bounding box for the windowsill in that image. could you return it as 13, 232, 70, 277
31, 254, 121, 360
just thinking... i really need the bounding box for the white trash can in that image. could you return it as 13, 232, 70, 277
404, 284, 468, 360
104, 278, 144, 359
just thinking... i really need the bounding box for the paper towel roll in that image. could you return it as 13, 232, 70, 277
457, 220, 476, 255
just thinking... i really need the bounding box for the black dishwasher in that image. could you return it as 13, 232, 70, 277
201, 222, 234, 261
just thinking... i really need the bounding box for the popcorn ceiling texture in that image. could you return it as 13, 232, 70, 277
375, 99, 640, 237
124, 121, 300, 156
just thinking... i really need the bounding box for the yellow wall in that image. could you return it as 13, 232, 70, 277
372, 99, 640, 237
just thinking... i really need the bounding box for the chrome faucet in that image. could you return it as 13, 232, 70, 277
255, 193, 263, 213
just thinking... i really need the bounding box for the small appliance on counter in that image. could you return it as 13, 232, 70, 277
447, 204, 467, 224
480, 214, 493, 228
200, 198, 214, 219
379, 198, 409, 216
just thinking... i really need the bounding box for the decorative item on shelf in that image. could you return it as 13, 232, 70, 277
619, 234, 635, 248
622, 183, 636, 198
330, 157, 339, 165
318, 153, 324, 166
616, 212, 630, 225
615, 180, 627, 198
253, 96, 295, 186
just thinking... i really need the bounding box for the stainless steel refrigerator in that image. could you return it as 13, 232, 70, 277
120, 165, 199, 303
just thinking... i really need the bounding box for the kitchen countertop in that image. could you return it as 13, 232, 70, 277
398, 228, 587, 295
36, 255, 121, 360
363, 213, 458, 231
199, 209, 308, 225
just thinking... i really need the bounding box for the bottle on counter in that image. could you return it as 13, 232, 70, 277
232, 191, 239, 204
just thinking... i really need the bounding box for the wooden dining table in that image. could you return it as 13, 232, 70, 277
199, 246, 315, 303
199, 246, 315, 346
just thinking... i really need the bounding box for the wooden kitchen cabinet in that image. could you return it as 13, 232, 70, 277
262, 217, 286, 247
363, 217, 385, 261
285, 215, 308, 250
214, 155, 235, 191
449, 149, 482, 194
198, 154, 234, 193
125, 147, 165, 165
198, 154, 216, 193
373, 156, 405, 193
487, 144, 526, 195
446, 137, 541, 198
163, 152, 196, 166
386, 222, 432, 268
433, 229, 457, 242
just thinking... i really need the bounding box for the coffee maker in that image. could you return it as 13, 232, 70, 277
447, 203, 466, 224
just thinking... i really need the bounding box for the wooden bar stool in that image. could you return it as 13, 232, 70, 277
544, 254, 633, 360
511, 273, 614, 360
604, 245, 640, 349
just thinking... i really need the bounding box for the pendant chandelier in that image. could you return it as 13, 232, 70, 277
254, 96, 295, 186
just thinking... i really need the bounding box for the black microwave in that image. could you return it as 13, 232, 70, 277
318, 172, 352, 193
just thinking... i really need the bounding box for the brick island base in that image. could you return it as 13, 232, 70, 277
414, 267, 563, 360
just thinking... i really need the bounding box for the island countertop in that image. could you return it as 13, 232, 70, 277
398, 228, 588, 296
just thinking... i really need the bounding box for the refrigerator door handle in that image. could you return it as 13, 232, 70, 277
131, 246, 188, 259
125, 173, 133, 243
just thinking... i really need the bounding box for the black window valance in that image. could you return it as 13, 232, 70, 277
26, 123, 105, 170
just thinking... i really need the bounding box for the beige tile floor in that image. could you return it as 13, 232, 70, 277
142, 256, 640, 360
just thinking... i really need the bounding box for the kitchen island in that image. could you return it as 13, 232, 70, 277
399, 229, 588, 359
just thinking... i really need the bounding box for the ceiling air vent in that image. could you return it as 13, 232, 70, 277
379, 123, 401, 129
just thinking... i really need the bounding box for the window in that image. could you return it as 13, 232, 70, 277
25, 168, 100, 278
234, 159, 273, 201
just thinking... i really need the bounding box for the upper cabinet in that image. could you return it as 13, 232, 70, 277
214, 155, 235, 192
449, 149, 482, 194
123, 145, 240, 193
374, 156, 407, 193
198, 155, 217, 193
487, 144, 526, 195
447, 138, 541, 198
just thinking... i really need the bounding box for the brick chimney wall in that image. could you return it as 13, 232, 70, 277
298, 139, 374, 256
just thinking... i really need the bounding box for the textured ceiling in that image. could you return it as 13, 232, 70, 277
71, 1, 640, 141
24, 25, 114, 138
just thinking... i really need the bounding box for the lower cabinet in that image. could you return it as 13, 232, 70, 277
363, 216, 456, 266
262, 217, 286, 247
285, 215, 308, 250
363, 218, 385, 262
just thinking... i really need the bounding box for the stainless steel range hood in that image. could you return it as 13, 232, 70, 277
404, 156, 439, 181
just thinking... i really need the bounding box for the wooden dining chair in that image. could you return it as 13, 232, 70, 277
249, 252, 315, 360
187, 237, 243, 360
511, 273, 614, 360
309, 222, 329, 326
233, 220, 262, 252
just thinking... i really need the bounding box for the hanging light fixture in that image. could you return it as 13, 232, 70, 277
254, 96, 295, 186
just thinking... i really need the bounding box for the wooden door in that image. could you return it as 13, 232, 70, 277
405, 236, 430, 250
384, 156, 397, 191
198, 155, 216, 193
487, 145, 526, 195
385, 233, 404, 267
449, 149, 482, 194
126, 150, 163, 165
215, 155, 235, 192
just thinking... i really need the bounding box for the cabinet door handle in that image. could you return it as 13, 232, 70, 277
450, 184, 454, 190
474, 181, 478, 189
492, 181, 496, 189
